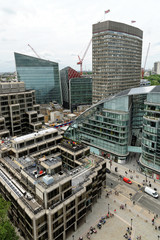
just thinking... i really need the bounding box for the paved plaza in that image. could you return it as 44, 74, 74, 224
67, 158, 160, 240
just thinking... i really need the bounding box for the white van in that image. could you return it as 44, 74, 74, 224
144, 186, 159, 198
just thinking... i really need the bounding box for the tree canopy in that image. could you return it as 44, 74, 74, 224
0, 195, 19, 240
144, 74, 160, 85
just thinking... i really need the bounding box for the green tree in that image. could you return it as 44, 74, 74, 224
144, 74, 160, 85
0, 195, 19, 240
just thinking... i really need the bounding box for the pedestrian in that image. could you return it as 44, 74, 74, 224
126, 227, 130, 232
114, 209, 116, 213
124, 233, 128, 238
125, 203, 127, 208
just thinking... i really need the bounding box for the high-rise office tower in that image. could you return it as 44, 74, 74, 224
14, 53, 62, 105
60, 67, 92, 110
154, 62, 160, 74
92, 20, 143, 103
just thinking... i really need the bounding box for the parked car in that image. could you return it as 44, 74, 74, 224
123, 177, 132, 184
106, 168, 111, 174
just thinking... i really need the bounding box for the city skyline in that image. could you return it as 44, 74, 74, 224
1, 0, 160, 72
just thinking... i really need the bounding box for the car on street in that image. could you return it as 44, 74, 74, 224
123, 177, 132, 184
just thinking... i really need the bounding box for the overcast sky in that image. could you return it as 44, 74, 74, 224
0, 0, 160, 72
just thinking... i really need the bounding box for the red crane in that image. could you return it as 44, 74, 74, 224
77, 38, 92, 75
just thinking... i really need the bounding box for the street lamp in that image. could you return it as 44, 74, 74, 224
131, 218, 133, 230
145, 173, 148, 182
108, 203, 110, 214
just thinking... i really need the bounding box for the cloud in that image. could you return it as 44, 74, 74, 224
0, 0, 160, 71
2, 8, 16, 15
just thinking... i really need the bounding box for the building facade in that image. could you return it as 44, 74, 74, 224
0, 135, 106, 240
65, 86, 160, 176
14, 52, 62, 105
154, 62, 160, 74
92, 20, 143, 103
0, 82, 44, 137
60, 67, 92, 111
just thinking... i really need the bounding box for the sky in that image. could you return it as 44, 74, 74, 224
0, 0, 160, 72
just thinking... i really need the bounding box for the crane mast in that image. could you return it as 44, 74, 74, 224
142, 43, 150, 79
28, 44, 41, 58
77, 38, 92, 75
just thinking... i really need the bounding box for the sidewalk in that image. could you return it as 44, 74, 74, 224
67, 158, 160, 240
67, 184, 160, 240
107, 159, 160, 193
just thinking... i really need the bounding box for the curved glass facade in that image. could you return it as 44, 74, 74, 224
14, 52, 62, 105
65, 86, 160, 173
65, 95, 130, 159
141, 92, 160, 172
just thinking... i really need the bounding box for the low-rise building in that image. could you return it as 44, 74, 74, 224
0, 81, 44, 137
0, 133, 106, 240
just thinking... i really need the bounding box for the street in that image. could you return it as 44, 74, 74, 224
106, 171, 160, 216
67, 158, 160, 240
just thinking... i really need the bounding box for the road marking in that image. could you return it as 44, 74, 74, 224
137, 195, 143, 202
119, 192, 130, 200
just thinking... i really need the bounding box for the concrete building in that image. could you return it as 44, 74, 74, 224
60, 67, 92, 111
65, 86, 160, 175
14, 52, 62, 105
0, 81, 44, 137
154, 61, 160, 74
92, 20, 143, 103
0, 134, 106, 240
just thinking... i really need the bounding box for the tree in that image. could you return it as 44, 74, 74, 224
144, 74, 160, 85
0, 195, 19, 240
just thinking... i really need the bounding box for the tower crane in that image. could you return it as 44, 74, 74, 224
77, 38, 92, 75
142, 43, 150, 79
28, 44, 41, 58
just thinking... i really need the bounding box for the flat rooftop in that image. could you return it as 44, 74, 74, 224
12, 128, 57, 143
60, 139, 88, 152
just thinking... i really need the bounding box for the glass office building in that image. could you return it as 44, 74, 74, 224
65, 86, 160, 174
14, 52, 62, 105
60, 67, 92, 110
92, 20, 143, 103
